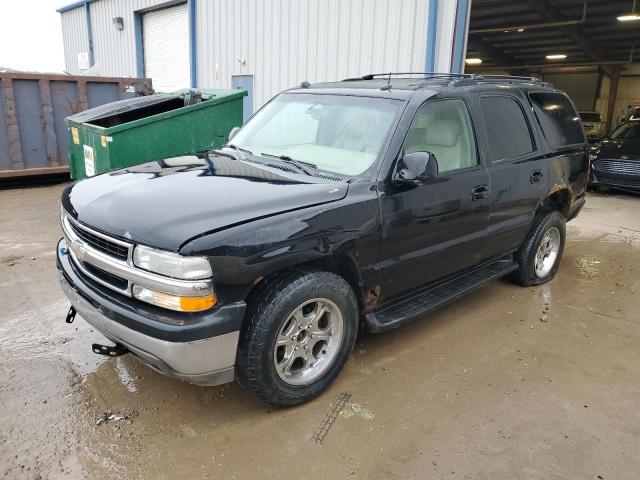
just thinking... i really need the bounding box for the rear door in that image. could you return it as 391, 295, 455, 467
474, 93, 547, 258
378, 97, 490, 300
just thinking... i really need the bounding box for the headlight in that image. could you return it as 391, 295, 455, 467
133, 245, 212, 280
132, 285, 216, 312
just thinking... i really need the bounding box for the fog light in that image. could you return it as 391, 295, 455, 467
132, 285, 216, 312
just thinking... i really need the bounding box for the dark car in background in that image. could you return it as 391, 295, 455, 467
624, 106, 640, 123
590, 121, 640, 193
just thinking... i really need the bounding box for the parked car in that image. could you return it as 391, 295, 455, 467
57, 74, 588, 407
590, 121, 640, 193
624, 106, 640, 122
579, 111, 605, 141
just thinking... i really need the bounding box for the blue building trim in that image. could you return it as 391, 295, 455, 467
189, 0, 197, 88
56, 0, 95, 14
425, 0, 438, 72
451, 0, 471, 73
85, 2, 95, 67
134, 12, 145, 78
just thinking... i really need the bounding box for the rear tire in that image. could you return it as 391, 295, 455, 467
512, 211, 566, 286
236, 270, 358, 407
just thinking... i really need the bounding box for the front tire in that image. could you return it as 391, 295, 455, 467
512, 211, 566, 286
236, 270, 358, 407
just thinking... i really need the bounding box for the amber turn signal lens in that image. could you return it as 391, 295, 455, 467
132, 285, 217, 312
179, 295, 217, 312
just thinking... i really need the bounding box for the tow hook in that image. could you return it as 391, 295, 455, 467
65, 306, 76, 324
92, 343, 129, 357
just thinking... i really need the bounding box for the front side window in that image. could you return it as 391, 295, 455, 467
231, 93, 404, 176
480, 96, 534, 161
529, 92, 585, 147
404, 99, 478, 173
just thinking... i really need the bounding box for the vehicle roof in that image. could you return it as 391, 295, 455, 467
286, 74, 558, 100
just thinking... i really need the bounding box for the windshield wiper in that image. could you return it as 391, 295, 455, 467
217, 144, 253, 161
259, 152, 316, 176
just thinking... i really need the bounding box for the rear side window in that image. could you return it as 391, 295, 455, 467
529, 92, 585, 147
480, 96, 534, 161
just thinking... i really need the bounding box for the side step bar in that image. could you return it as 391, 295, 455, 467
365, 258, 518, 333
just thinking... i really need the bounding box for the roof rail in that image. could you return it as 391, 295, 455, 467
342, 72, 548, 87
342, 72, 475, 81
451, 74, 546, 85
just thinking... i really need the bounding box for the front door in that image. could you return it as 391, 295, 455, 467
378, 98, 491, 300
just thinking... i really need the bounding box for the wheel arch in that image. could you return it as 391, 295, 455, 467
244, 251, 366, 313
537, 187, 572, 218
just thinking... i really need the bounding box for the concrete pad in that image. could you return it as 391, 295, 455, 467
0, 184, 638, 479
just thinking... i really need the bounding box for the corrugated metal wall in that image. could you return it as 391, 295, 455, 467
61, 0, 461, 108
196, 0, 432, 107
89, 0, 168, 77
60, 6, 89, 75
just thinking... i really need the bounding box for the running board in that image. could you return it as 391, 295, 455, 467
365, 258, 518, 333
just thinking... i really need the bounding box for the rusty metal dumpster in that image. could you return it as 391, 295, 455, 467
0, 72, 152, 179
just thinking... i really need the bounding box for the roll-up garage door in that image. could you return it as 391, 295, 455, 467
143, 3, 190, 92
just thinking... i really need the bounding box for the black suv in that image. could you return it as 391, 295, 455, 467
57, 73, 588, 406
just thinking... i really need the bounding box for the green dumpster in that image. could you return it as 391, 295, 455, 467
65, 89, 246, 180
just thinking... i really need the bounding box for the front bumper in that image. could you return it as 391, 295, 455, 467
590, 160, 640, 192
57, 239, 245, 386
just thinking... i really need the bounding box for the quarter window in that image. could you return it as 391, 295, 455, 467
404, 99, 478, 173
529, 92, 585, 147
480, 96, 534, 161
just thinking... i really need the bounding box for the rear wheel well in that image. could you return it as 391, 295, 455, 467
539, 189, 571, 218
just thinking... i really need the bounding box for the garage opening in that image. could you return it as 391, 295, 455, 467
142, 3, 190, 92
465, 0, 640, 137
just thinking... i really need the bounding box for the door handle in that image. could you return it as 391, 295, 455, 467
530, 169, 544, 183
471, 185, 489, 201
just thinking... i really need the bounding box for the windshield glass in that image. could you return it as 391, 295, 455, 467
611, 123, 640, 140
231, 93, 404, 176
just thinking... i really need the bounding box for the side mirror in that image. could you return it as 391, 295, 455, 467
228, 126, 241, 141
393, 151, 438, 187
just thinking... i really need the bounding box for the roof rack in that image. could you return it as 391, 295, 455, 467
342, 72, 548, 87
343, 72, 472, 81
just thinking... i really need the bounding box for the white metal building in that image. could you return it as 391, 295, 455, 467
58, 0, 470, 120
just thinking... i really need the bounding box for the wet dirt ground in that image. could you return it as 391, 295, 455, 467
1, 184, 639, 480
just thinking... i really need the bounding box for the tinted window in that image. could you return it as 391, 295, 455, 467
529, 92, 585, 146
480, 96, 534, 161
404, 99, 477, 173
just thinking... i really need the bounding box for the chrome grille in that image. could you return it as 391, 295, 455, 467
593, 160, 640, 176
61, 212, 213, 299
68, 218, 130, 260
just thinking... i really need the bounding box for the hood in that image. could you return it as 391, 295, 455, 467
597, 138, 640, 161
63, 155, 349, 251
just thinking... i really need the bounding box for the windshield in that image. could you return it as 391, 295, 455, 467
231, 93, 404, 176
611, 123, 640, 140
579, 112, 601, 123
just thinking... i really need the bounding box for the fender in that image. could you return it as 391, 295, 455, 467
180, 182, 381, 307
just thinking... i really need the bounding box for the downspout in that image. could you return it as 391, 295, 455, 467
425, 0, 439, 72
451, 0, 471, 74
85, 2, 95, 67
189, 0, 197, 88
